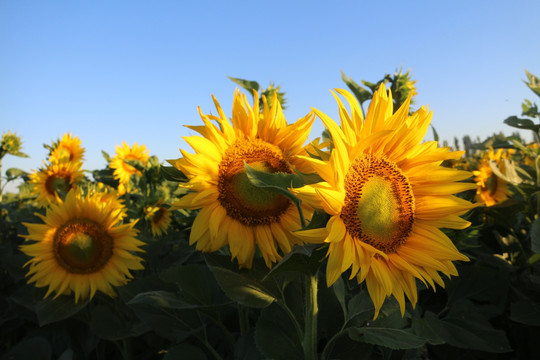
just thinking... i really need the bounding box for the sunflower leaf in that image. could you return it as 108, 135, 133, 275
163, 344, 208, 360
5, 167, 28, 181
347, 327, 426, 350
35, 296, 89, 327
160, 165, 187, 182
228, 76, 260, 93
503, 116, 540, 133
1, 337, 51, 360
420, 304, 513, 353
263, 243, 327, 280
206, 254, 277, 308
254, 303, 304, 360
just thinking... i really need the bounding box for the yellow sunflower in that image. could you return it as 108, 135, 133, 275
473, 147, 512, 206
144, 204, 172, 237
109, 142, 150, 185
19, 189, 145, 302
49, 133, 85, 164
169, 90, 315, 268
29, 160, 84, 206
293, 85, 477, 318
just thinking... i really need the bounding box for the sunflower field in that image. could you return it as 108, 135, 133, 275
1, 70, 540, 360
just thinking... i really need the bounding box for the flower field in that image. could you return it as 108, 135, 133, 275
1, 70, 539, 359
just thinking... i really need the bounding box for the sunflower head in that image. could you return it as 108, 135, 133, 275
109, 142, 150, 185
294, 84, 476, 318
473, 147, 512, 206
144, 204, 172, 237
29, 160, 84, 206
49, 133, 85, 164
1, 131, 28, 158
169, 90, 314, 268
19, 189, 145, 302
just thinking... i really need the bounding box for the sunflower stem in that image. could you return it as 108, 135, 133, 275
238, 305, 249, 335
302, 273, 319, 360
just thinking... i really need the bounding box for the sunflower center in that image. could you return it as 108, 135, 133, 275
486, 173, 498, 195
218, 139, 292, 226
45, 174, 72, 196
341, 154, 415, 253
53, 219, 114, 273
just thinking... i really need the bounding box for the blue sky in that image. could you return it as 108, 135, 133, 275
2, 1, 540, 191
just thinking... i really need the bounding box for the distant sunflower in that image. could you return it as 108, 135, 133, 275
49, 133, 85, 164
473, 147, 512, 206
20, 189, 145, 302
110, 142, 150, 185
293, 85, 477, 318
29, 161, 84, 206
169, 90, 314, 268
145, 204, 172, 237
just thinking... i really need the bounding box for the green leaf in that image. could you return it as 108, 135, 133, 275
522, 99, 539, 118
101, 150, 112, 162
244, 162, 307, 226
348, 327, 426, 350
160, 264, 226, 305
422, 302, 513, 353
341, 70, 373, 105
5, 167, 27, 180
160, 165, 187, 182
524, 69, 540, 98
90, 304, 134, 341
163, 343, 208, 360
531, 217, 540, 253
127, 301, 203, 342
128, 291, 202, 310
446, 265, 509, 313
245, 162, 304, 189
35, 296, 89, 327
117, 273, 177, 302
263, 244, 327, 279
228, 76, 260, 93
411, 313, 445, 345
333, 277, 347, 320
503, 116, 540, 132
206, 254, 277, 308
2, 337, 51, 360
511, 298, 540, 326
347, 291, 375, 325
301, 209, 330, 231
235, 329, 263, 360
430, 124, 439, 143
128, 290, 231, 310
255, 303, 304, 360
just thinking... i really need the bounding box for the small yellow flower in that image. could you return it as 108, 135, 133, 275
473, 147, 512, 206
20, 189, 145, 302
29, 161, 84, 206
109, 142, 150, 185
145, 205, 172, 237
49, 133, 85, 164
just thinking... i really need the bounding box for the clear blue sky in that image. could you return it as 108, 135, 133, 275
2, 0, 540, 191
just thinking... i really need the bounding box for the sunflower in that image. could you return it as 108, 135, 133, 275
293, 85, 477, 318
29, 160, 84, 206
473, 147, 512, 206
109, 142, 150, 185
145, 204, 172, 237
49, 133, 85, 164
19, 189, 145, 302
169, 90, 314, 268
